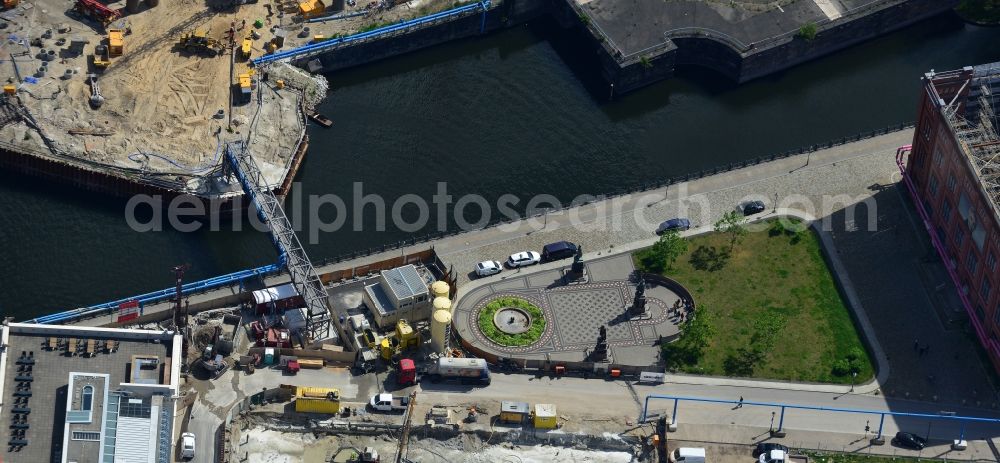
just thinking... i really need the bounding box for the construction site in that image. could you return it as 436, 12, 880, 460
0, 0, 459, 196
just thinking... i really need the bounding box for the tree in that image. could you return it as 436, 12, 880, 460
651, 229, 688, 271
663, 306, 714, 370
714, 210, 748, 252
797, 22, 818, 41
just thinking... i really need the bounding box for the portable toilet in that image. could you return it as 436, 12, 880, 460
533, 403, 557, 429
431, 281, 450, 299
264, 347, 275, 365
500, 401, 530, 424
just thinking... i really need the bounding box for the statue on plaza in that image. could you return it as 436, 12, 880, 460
571, 245, 585, 275
590, 325, 608, 362
630, 281, 647, 316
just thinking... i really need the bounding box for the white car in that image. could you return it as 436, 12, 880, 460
506, 251, 541, 268
180, 432, 196, 460
475, 260, 502, 277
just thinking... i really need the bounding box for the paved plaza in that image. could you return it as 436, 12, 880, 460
453, 253, 681, 367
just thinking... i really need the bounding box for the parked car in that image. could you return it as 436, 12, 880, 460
506, 251, 541, 268
752, 443, 788, 458
541, 241, 577, 262
655, 218, 691, 235
669, 447, 705, 463
475, 260, 502, 277
753, 443, 789, 463
180, 432, 196, 460
741, 200, 766, 216
892, 431, 927, 450
369, 393, 410, 412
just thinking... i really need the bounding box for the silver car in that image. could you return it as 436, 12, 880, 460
506, 251, 541, 268
475, 260, 502, 277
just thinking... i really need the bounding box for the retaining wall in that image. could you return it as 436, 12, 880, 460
558, 0, 959, 95
301, 0, 550, 73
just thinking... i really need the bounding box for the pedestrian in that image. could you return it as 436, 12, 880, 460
913, 339, 919, 351
737, 396, 743, 409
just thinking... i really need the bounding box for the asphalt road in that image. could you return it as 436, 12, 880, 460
419, 372, 1000, 458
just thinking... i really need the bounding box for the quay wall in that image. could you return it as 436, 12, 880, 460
0, 134, 309, 210
301, 0, 550, 73
556, 0, 958, 95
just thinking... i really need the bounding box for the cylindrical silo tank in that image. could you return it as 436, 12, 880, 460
432, 296, 451, 314
431, 281, 450, 299
430, 309, 452, 354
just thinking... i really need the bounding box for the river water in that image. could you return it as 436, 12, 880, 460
1, 15, 998, 320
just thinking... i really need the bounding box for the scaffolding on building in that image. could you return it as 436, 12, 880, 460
943, 66, 1000, 219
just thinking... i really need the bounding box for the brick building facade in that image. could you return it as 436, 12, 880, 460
902, 62, 1000, 374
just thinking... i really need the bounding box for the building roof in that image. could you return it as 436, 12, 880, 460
252, 283, 300, 305
0, 323, 179, 463
381, 265, 429, 300
364, 283, 396, 316
929, 61, 1000, 221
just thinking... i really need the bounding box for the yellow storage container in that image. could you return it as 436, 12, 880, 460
297, 0, 325, 19
295, 386, 340, 414
240, 39, 252, 59
107, 29, 124, 57
533, 403, 557, 429
3, 84, 16, 95
500, 401, 529, 424
238, 73, 252, 94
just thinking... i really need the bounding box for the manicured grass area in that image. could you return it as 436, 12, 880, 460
635, 219, 874, 384
477, 297, 546, 347
956, 0, 1000, 25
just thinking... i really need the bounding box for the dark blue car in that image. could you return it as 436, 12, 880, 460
655, 218, 691, 235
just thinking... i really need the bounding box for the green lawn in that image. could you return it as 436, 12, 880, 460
478, 297, 546, 347
635, 219, 874, 384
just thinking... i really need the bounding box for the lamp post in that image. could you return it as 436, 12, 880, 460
851, 372, 857, 392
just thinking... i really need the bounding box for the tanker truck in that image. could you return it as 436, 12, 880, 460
424, 357, 491, 385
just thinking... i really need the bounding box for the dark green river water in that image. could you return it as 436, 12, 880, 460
1, 15, 998, 320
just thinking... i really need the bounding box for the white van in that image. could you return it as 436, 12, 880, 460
670, 447, 706, 463
180, 432, 196, 460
